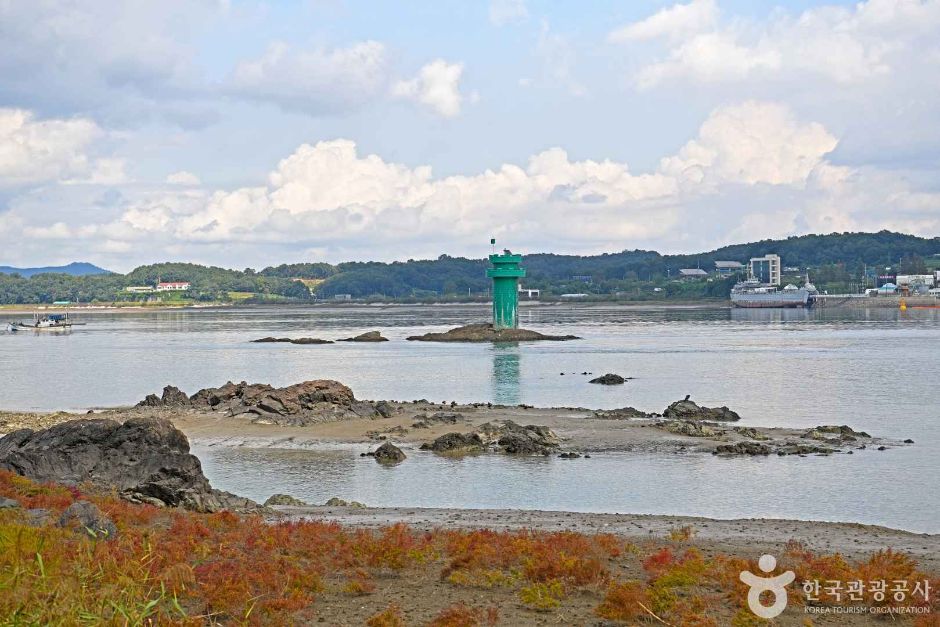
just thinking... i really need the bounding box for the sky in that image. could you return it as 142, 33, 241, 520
1, 0, 939, 272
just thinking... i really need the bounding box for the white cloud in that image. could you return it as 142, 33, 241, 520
613, 0, 940, 88
230, 41, 389, 114
392, 60, 466, 117
608, 0, 717, 43
489, 0, 528, 26
166, 171, 201, 185
0, 109, 114, 188
660, 101, 838, 186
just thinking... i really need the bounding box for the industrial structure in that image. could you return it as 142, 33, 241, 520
486, 241, 526, 329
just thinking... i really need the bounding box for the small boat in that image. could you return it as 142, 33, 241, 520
7, 312, 78, 332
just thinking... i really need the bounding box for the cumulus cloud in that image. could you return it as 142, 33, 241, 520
166, 171, 201, 186
489, 0, 528, 26
392, 60, 467, 117
613, 0, 940, 89
0, 109, 123, 188
660, 101, 838, 187
230, 41, 389, 114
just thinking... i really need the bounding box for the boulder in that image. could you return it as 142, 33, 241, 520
478, 420, 560, 455
406, 323, 580, 343
663, 397, 741, 422
57, 501, 118, 540
807, 425, 871, 439
0, 496, 20, 509
714, 442, 771, 456
732, 427, 769, 441
0, 418, 255, 513
374, 401, 395, 418
420, 432, 485, 453
373, 441, 406, 464
264, 494, 308, 507
589, 373, 627, 385
338, 331, 389, 342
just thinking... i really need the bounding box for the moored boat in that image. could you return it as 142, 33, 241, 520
731, 278, 817, 308
7, 312, 76, 332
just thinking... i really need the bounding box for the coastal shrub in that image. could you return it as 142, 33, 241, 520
427, 602, 499, 627
595, 580, 649, 621
366, 603, 407, 627
668, 524, 696, 543
518, 580, 565, 611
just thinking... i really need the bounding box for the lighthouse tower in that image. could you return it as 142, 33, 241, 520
486, 241, 526, 329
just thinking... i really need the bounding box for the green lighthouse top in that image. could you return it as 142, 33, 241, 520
486, 249, 526, 278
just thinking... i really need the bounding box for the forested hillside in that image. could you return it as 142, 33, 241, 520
0, 231, 937, 304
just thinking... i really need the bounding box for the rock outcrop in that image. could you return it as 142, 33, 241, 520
589, 373, 628, 385
406, 323, 579, 343
658, 420, 718, 438
252, 337, 333, 344
420, 432, 485, 453
264, 494, 308, 507
591, 407, 656, 420
714, 442, 771, 456
0, 418, 254, 512
338, 331, 389, 342
803, 425, 871, 440
372, 441, 406, 464
663, 397, 741, 422
138, 380, 383, 426
324, 497, 366, 508
479, 420, 559, 455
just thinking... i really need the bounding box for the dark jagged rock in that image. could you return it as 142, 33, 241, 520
591, 407, 656, 420
264, 494, 309, 507
373, 441, 406, 464
338, 331, 389, 342
0, 418, 255, 513
479, 420, 560, 455
136, 385, 188, 408
58, 501, 118, 540
775, 443, 834, 456
714, 442, 771, 456
558, 452, 582, 459
663, 398, 741, 422
142, 379, 378, 426
904, 438, 914, 444
252, 337, 333, 344
406, 323, 580, 343
374, 401, 395, 418
420, 432, 485, 454
804, 425, 871, 440
589, 373, 628, 385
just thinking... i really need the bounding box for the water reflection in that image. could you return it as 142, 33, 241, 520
491, 344, 521, 405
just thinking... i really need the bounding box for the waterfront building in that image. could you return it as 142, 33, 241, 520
678, 268, 708, 280
155, 281, 191, 291
714, 260, 744, 276
749, 254, 781, 286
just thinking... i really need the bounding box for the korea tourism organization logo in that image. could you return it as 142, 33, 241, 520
740, 554, 795, 618
739, 554, 933, 619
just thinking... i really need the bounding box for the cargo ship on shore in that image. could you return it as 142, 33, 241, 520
730, 278, 817, 308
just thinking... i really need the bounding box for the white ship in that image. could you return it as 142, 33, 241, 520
731, 278, 817, 308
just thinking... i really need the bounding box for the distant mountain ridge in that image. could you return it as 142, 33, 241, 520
0, 262, 111, 277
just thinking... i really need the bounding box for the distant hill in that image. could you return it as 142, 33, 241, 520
0, 262, 111, 277
0, 231, 937, 304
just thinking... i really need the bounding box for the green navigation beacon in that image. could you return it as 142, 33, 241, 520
486, 239, 526, 329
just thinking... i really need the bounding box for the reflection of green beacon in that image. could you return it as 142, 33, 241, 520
486, 239, 526, 329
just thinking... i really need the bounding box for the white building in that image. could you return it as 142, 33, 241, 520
125, 286, 154, 293
749, 254, 781, 286
156, 281, 191, 291
896, 274, 935, 287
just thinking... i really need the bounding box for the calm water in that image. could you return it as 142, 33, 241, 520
2, 304, 938, 532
